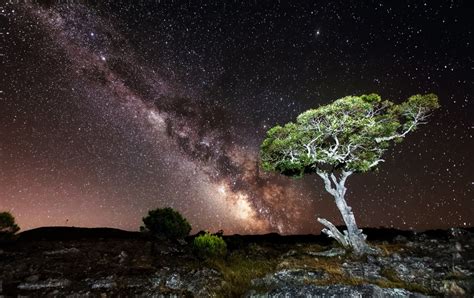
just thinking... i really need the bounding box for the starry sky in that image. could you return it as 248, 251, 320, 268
1, 1, 472, 234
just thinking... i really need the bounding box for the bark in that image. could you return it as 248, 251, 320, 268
316, 170, 374, 255
317, 217, 349, 247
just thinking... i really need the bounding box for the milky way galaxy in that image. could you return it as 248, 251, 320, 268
1, 1, 472, 234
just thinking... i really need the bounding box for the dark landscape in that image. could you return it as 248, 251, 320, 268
1, 227, 473, 297
2, 1, 473, 297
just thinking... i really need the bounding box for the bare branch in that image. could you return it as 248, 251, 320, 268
317, 217, 349, 247
316, 170, 336, 196
340, 170, 353, 186
368, 159, 385, 169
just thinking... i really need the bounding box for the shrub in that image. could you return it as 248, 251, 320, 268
141, 207, 191, 239
193, 232, 227, 259
0, 211, 20, 240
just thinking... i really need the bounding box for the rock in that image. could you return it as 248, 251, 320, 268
394, 235, 408, 243
343, 261, 382, 280
395, 262, 409, 274
43, 247, 80, 255
25, 275, 40, 282
149, 275, 162, 288
88, 276, 117, 289
122, 277, 149, 288
165, 273, 182, 290
185, 268, 222, 296
308, 247, 346, 257
18, 278, 71, 290
367, 255, 377, 263
177, 239, 187, 246
251, 269, 326, 288
440, 280, 466, 296
160, 268, 222, 296
392, 253, 402, 261
282, 249, 298, 258
247, 284, 429, 297
118, 251, 128, 264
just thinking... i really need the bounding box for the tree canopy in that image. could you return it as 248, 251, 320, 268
260, 93, 439, 176
0, 211, 20, 239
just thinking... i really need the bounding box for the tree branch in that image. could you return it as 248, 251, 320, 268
317, 217, 349, 247
316, 170, 336, 196
340, 170, 353, 186
368, 159, 385, 169
375, 107, 427, 143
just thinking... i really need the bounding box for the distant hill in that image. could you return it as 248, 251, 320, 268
15, 225, 473, 243
17, 227, 143, 241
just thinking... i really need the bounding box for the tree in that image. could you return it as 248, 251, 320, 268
0, 211, 20, 240
260, 93, 439, 255
141, 207, 192, 239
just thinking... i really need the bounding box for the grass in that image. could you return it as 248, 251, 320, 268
373, 242, 407, 256
195, 242, 434, 296
204, 252, 278, 297
373, 278, 432, 295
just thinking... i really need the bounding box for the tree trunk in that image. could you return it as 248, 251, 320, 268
316, 170, 375, 255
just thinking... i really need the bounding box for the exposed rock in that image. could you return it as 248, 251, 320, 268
1, 228, 473, 296
43, 247, 80, 255
165, 273, 182, 290
25, 275, 40, 282
281, 249, 298, 258
308, 247, 346, 257
177, 239, 187, 246
247, 284, 429, 297
251, 269, 326, 288
118, 250, 128, 264
440, 280, 465, 296
18, 278, 71, 290
87, 276, 117, 289
184, 268, 223, 296
342, 261, 383, 280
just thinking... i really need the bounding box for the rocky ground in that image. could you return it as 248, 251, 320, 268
0, 227, 473, 297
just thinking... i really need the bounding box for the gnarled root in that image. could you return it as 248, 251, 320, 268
317, 217, 349, 248
317, 217, 379, 256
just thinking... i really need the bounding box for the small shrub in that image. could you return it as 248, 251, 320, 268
193, 232, 227, 258
141, 207, 191, 239
0, 211, 20, 240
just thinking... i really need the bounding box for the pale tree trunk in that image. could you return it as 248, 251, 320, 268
316, 170, 375, 255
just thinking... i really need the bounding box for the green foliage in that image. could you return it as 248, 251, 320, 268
193, 232, 227, 258
0, 211, 20, 240
141, 207, 191, 239
260, 93, 439, 175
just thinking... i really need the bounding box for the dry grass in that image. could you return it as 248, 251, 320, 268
199, 243, 433, 296
205, 252, 278, 297
373, 242, 407, 256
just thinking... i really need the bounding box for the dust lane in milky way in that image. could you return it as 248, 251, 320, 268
1, 3, 311, 233
1, 1, 472, 233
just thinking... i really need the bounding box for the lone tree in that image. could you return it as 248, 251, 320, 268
260, 93, 439, 255
0, 211, 20, 240
141, 207, 192, 239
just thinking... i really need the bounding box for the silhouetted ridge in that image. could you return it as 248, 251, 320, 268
17, 227, 142, 241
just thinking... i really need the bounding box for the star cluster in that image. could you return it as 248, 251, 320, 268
1, 1, 472, 234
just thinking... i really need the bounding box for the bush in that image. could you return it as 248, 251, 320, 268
0, 211, 20, 240
141, 207, 191, 239
193, 232, 227, 259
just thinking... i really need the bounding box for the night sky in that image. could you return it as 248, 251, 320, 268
1, 1, 472, 234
